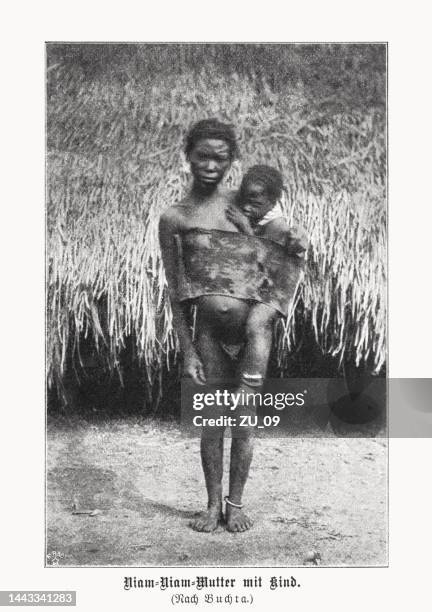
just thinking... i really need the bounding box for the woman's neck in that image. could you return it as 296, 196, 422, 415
190, 180, 221, 201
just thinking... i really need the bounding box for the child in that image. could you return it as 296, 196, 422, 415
226, 164, 307, 255
225, 164, 307, 392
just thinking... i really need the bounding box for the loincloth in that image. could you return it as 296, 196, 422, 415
175, 228, 304, 317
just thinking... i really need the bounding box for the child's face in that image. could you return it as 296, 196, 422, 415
239, 181, 276, 223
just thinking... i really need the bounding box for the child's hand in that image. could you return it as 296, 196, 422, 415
226, 204, 254, 234
285, 225, 308, 255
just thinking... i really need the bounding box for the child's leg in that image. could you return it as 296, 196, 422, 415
237, 303, 278, 390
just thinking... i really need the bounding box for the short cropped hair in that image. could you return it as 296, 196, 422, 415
240, 165, 284, 202
184, 118, 239, 159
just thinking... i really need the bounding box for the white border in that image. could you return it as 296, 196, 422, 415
1, 2, 432, 611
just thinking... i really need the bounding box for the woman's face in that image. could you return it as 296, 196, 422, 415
188, 138, 232, 187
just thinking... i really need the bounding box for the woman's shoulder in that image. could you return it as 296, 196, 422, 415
159, 202, 189, 228
222, 187, 239, 203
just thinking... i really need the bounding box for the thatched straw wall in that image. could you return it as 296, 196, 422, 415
47, 44, 386, 410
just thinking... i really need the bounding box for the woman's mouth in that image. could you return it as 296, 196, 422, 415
199, 174, 219, 183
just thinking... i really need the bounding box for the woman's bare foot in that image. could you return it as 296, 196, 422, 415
191, 505, 223, 532
225, 504, 253, 532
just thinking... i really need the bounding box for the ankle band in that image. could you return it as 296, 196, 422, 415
224, 496, 244, 509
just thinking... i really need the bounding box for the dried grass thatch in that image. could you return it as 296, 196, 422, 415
47, 51, 386, 409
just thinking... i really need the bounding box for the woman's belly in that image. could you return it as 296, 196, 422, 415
195, 295, 250, 341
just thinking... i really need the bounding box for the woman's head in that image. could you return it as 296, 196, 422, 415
185, 119, 238, 188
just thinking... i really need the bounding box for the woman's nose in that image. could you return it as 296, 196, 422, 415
206, 159, 217, 170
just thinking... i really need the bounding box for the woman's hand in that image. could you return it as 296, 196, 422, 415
183, 350, 206, 386
226, 204, 254, 234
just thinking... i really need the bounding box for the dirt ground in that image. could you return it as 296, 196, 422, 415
46, 418, 387, 567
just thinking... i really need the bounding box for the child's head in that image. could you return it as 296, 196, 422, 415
238, 165, 283, 222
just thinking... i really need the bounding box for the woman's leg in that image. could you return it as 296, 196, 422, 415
191, 325, 232, 532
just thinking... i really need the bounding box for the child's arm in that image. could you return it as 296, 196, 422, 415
226, 203, 254, 235
260, 219, 308, 255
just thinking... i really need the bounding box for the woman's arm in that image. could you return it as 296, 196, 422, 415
158, 211, 206, 384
